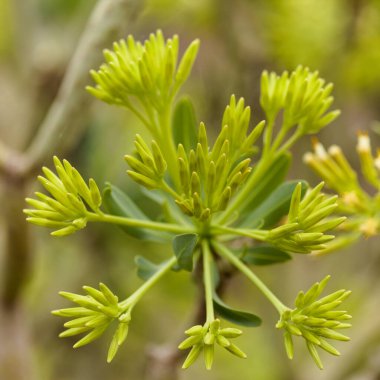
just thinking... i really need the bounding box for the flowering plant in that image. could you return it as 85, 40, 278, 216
25, 31, 351, 371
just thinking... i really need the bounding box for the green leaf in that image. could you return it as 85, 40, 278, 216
240, 180, 308, 229
240, 152, 292, 221
134, 256, 171, 281
102, 183, 170, 242
172, 233, 198, 271
140, 188, 191, 226
212, 293, 262, 327
240, 245, 291, 266
172, 97, 198, 151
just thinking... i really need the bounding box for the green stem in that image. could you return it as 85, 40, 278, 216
124, 103, 154, 134
270, 123, 291, 153
119, 256, 177, 310
211, 225, 268, 241
262, 117, 275, 157
158, 105, 181, 190
160, 179, 182, 199
202, 240, 215, 322
87, 212, 194, 234
280, 129, 303, 152
213, 241, 287, 314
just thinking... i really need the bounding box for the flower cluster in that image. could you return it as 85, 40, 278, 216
124, 95, 264, 220
125, 134, 167, 189
52, 283, 130, 363
179, 319, 246, 370
276, 276, 351, 369
172, 118, 261, 220
304, 133, 380, 251
261, 66, 340, 135
24, 156, 102, 236
266, 182, 345, 253
86, 30, 199, 113
24, 31, 353, 372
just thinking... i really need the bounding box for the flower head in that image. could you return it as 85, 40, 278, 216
179, 319, 246, 370
276, 276, 351, 369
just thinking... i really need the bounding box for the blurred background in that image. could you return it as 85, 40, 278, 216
1, 0, 380, 379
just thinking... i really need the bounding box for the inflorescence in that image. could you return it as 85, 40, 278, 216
25, 31, 352, 371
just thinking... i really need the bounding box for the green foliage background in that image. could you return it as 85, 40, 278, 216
1, 0, 380, 379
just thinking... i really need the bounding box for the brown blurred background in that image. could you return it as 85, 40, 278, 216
1, 0, 380, 379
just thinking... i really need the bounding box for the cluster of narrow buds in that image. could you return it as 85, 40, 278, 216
265, 182, 345, 253
174, 123, 255, 219
24, 156, 102, 236
125, 134, 167, 189
179, 319, 246, 370
260, 66, 340, 135
52, 283, 130, 363
276, 276, 351, 369
304, 133, 380, 240
86, 30, 200, 114
123, 105, 264, 220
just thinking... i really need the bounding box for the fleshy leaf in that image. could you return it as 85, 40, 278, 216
240, 180, 308, 228
240, 152, 291, 219
172, 233, 198, 271
212, 293, 262, 327
102, 183, 170, 242
172, 97, 198, 151
134, 255, 170, 281
240, 245, 292, 266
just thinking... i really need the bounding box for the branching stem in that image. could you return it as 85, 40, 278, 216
211, 225, 268, 240
87, 212, 195, 234
212, 241, 287, 314
119, 256, 177, 310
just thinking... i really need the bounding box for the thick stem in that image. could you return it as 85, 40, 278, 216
212, 241, 287, 314
87, 212, 194, 234
202, 240, 215, 322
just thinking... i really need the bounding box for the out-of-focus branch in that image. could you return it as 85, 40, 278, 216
0, 0, 143, 309
0, 0, 142, 178
1, 177, 30, 308
0, 1, 143, 378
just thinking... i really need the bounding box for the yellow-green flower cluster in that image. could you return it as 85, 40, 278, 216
125, 134, 167, 189
123, 96, 265, 221
265, 182, 345, 253
179, 319, 246, 370
261, 66, 340, 135
174, 118, 262, 220
86, 30, 199, 112
276, 276, 351, 369
52, 283, 130, 363
24, 156, 102, 236
304, 134, 380, 239
174, 96, 264, 220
